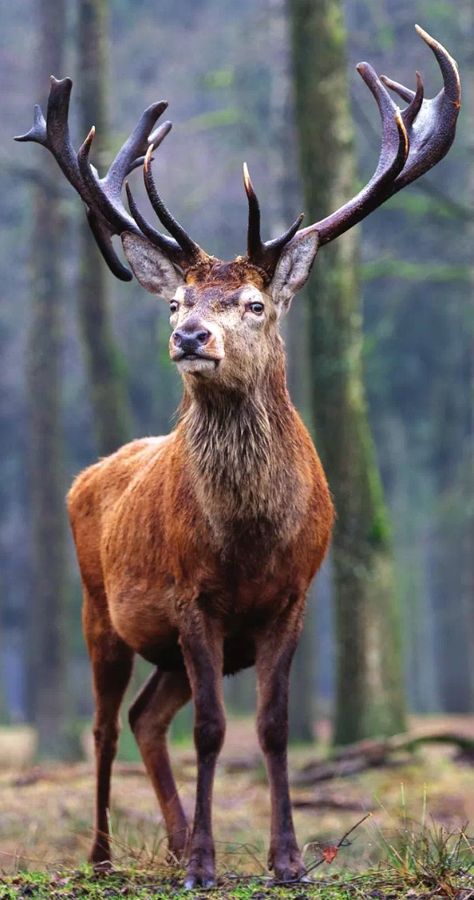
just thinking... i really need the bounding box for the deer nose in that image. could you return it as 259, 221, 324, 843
172, 325, 211, 354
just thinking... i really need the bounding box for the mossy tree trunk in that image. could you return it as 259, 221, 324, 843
459, 0, 474, 706
288, 0, 406, 743
27, 0, 68, 757
77, 0, 130, 455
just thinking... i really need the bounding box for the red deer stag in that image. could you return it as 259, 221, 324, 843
16, 26, 460, 888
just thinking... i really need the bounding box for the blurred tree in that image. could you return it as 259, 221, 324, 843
27, 0, 68, 755
288, 0, 406, 742
77, 0, 130, 455
251, 0, 317, 744
462, 0, 474, 707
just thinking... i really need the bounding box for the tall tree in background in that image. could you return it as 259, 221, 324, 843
457, 0, 474, 708
288, 0, 406, 743
26, 0, 68, 756
77, 0, 130, 455
266, 2, 316, 743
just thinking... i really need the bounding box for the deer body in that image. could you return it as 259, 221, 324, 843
69, 345, 332, 672
17, 27, 460, 887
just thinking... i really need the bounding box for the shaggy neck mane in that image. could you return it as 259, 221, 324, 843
178, 347, 299, 528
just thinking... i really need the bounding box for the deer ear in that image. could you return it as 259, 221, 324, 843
121, 232, 185, 300
270, 231, 319, 312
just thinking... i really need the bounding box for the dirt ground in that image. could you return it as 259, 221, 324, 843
1, 715, 474, 878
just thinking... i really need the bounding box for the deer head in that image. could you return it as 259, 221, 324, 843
16, 26, 460, 394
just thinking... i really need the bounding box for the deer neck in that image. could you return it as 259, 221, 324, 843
178, 351, 307, 547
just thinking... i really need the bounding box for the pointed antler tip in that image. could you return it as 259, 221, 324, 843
78, 126, 96, 160
144, 142, 154, 169
414, 23, 428, 40
243, 162, 256, 199
148, 120, 172, 150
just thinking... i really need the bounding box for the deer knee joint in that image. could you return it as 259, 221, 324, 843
93, 720, 120, 750
258, 710, 287, 756
194, 710, 225, 758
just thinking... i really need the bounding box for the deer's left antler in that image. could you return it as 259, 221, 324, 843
244, 25, 460, 275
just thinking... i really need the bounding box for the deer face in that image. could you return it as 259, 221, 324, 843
169, 270, 273, 389
121, 237, 319, 391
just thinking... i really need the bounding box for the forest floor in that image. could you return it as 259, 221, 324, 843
1, 716, 474, 898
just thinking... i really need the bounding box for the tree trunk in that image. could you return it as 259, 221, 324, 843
27, 0, 68, 756
288, 0, 406, 743
458, 0, 474, 708
77, 0, 130, 456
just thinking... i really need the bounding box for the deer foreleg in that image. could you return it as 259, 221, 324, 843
255, 599, 306, 883
178, 610, 225, 889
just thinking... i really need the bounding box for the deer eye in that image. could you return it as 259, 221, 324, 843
248, 301, 264, 315
169, 300, 179, 314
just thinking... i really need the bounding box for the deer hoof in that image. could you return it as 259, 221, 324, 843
269, 844, 306, 883
184, 875, 216, 890
90, 859, 114, 876
184, 848, 215, 889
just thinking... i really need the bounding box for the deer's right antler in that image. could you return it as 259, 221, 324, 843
15, 76, 208, 278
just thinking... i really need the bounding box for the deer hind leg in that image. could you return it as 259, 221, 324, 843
83, 587, 134, 867
128, 668, 191, 860
255, 598, 307, 883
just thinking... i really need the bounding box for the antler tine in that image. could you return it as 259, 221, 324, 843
243, 162, 262, 258
86, 210, 133, 281
15, 103, 48, 145
304, 62, 408, 247
103, 106, 170, 198
243, 162, 304, 276
381, 26, 461, 191
16, 77, 84, 193
415, 24, 460, 103
125, 181, 186, 266
123, 121, 172, 178
77, 126, 135, 234
143, 144, 207, 263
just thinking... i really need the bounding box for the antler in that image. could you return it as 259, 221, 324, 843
298, 25, 461, 247
15, 76, 207, 278
242, 26, 460, 277
125, 144, 208, 267
243, 163, 304, 276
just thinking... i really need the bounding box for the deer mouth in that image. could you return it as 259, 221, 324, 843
175, 355, 220, 374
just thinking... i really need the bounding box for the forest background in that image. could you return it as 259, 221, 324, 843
0, 0, 472, 762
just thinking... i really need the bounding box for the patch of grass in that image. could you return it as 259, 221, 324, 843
380, 818, 474, 895
3, 719, 474, 896
0, 865, 410, 899
1, 863, 473, 900
2, 822, 474, 900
